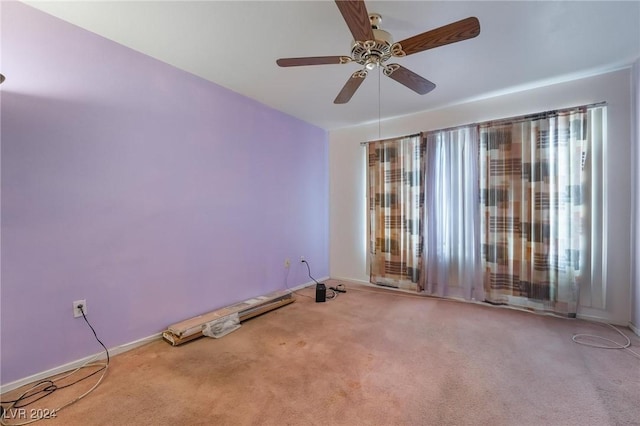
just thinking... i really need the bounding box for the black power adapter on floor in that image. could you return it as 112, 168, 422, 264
315, 283, 326, 302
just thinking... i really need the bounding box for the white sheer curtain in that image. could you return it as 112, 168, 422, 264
579, 106, 606, 311
420, 126, 482, 300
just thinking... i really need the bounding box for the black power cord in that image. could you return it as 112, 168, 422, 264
79, 306, 110, 365
301, 259, 335, 300
284, 259, 347, 302
301, 259, 321, 286
301, 260, 347, 301
0, 306, 110, 425
283, 264, 314, 300
324, 284, 347, 301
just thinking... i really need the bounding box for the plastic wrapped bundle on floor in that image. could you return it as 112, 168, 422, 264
162, 289, 295, 346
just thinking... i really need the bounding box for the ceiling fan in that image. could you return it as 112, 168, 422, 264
276, 0, 480, 104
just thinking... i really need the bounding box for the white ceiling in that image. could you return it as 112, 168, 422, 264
24, 1, 640, 130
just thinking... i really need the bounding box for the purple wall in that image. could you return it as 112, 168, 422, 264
1, 2, 328, 385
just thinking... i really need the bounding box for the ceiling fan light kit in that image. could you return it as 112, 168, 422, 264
276, 0, 480, 104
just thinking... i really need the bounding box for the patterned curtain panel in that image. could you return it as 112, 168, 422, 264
479, 108, 592, 316
367, 135, 424, 291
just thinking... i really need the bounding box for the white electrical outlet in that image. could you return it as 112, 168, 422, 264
73, 300, 87, 318
284, 258, 291, 268
300, 256, 305, 262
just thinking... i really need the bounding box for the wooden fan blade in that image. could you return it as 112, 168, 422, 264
334, 71, 367, 104
385, 65, 435, 95
335, 0, 374, 42
396, 17, 480, 56
277, 56, 350, 67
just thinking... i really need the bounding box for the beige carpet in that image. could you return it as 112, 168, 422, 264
2, 280, 639, 426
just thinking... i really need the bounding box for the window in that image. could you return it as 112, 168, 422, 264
365, 104, 606, 316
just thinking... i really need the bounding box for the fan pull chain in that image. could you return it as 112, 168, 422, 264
378, 66, 381, 140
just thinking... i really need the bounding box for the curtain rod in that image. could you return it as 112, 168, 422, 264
425, 101, 608, 134
359, 101, 607, 145
423, 123, 479, 135
359, 133, 421, 146
478, 101, 607, 128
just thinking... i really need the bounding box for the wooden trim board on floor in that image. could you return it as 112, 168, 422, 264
162, 290, 296, 346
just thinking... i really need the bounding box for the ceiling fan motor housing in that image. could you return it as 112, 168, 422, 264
350, 14, 394, 68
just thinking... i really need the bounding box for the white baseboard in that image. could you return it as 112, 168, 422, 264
330, 276, 371, 286
2, 280, 334, 394
575, 313, 628, 327
0, 333, 162, 394
286, 276, 330, 292
8, 275, 625, 394
332, 276, 639, 328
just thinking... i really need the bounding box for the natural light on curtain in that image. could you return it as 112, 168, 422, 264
367, 135, 424, 291
479, 106, 606, 316
420, 126, 482, 300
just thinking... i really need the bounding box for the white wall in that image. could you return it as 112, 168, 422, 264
632, 59, 640, 334
329, 68, 633, 324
